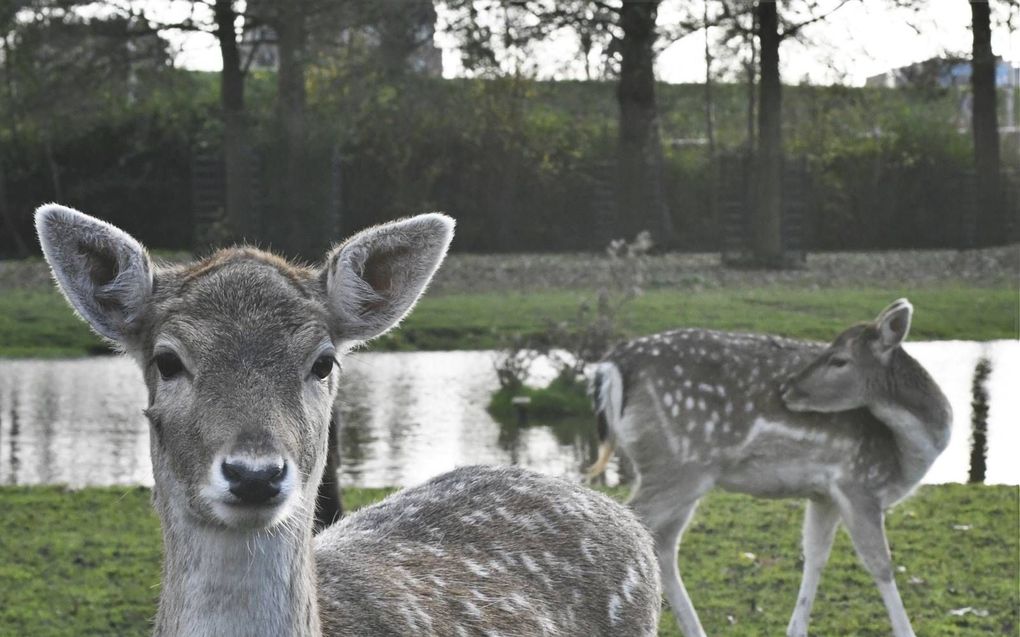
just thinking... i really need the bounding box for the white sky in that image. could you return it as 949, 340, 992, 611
169, 1, 1019, 87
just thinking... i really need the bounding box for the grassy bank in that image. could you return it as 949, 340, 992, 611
0, 484, 1015, 636
1, 284, 1016, 357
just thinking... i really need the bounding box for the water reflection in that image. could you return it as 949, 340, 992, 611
0, 342, 1017, 488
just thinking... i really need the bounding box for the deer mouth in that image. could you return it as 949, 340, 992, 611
206, 489, 299, 530
780, 385, 811, 412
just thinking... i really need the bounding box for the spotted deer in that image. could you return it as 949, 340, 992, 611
36, 205, 661, 637
587, 300, 951, 637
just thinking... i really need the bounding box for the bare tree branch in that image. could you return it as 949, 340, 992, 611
780, 0, 853, 40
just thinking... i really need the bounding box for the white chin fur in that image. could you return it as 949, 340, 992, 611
208, 496, 298, 530
784, 399, 846, 414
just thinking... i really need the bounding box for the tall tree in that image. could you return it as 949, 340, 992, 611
753, 0, 782, 266
970, 0, 1001, 247
213, 0, 251, 241
617, 0, 673, 241
722, 0, 849, 266
268, 0, 311, 252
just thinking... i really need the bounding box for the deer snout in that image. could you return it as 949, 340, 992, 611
221, 457, 287, 505
779, 379, 809, 411
778, 379, 796, 401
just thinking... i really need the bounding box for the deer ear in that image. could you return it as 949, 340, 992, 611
35, 204, 153, 345
323, 213, 454, 342
874, 298, 912, 351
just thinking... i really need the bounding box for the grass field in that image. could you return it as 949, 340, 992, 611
1, 284, 1016, 357
0, 484, 1016, 636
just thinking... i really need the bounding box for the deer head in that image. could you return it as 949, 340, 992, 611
36, 204, 453, 531
781, 299, 913, 413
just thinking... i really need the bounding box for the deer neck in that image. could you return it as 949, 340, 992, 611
153, 500, 320, 637
869, 350, 953, 486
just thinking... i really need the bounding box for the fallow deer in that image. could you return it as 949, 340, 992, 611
588, 299, 951, 637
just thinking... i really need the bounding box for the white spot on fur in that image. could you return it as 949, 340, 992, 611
621, 564, 639, 602
608, 593, 623, 625
520, 554, 541, 573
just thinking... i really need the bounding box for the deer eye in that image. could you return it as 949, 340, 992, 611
154, 352, 184, 380
829, 357, 850, 369
311, 355, 335, 380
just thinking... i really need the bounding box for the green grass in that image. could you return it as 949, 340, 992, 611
0, 289, 116, 358
344, 285, 1020, 350
0, 485, 1015, 636
1, 285, 1016, 357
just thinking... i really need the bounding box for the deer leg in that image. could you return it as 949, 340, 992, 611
787, 498, 840, 637
632, 491, 707, 637
837, 495, 916, 637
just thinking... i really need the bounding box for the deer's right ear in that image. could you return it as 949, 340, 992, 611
35, 204, 153, 345
874, 298, 912, 353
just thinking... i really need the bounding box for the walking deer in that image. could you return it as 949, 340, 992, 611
587, 300, 951, 637
36, 204, 661, 637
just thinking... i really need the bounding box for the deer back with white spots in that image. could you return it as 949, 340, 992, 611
36, 204, 661, 637
588, 299, 951, 637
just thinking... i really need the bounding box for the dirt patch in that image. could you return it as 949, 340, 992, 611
427, 246, 1019, 294
4, 246, 1016, 294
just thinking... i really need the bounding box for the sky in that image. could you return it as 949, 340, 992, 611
169, 1, 1019, 87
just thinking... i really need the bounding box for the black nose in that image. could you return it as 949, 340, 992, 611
221, 459, 286, 504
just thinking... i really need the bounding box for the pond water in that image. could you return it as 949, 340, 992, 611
0, 341, 1017, 489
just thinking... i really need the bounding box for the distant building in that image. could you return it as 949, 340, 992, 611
865, 57, 1018, 90
866, 57, 1019, 134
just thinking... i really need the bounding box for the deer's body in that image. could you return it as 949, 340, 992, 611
316, 465, 660, 636
36, 205, 661, 637
590, 305, 951, 637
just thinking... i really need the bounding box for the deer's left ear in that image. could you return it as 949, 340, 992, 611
322, 213, 454, 342
874, 298, 912, 353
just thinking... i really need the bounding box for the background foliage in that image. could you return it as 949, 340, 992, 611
2, 65, 1015, 257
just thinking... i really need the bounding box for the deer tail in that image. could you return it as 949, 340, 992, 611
586, 361, 623, 481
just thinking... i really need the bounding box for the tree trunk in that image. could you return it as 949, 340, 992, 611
617, 0, 672, 242
214, 0, 249, 241
275, 0, 313, 256
703, 0, 715, 159
970, 0, 1001, 247
704, 1, 718, 242
745, 9, 757, 154
0, 161, 29, 257
753, 1, 783, 267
